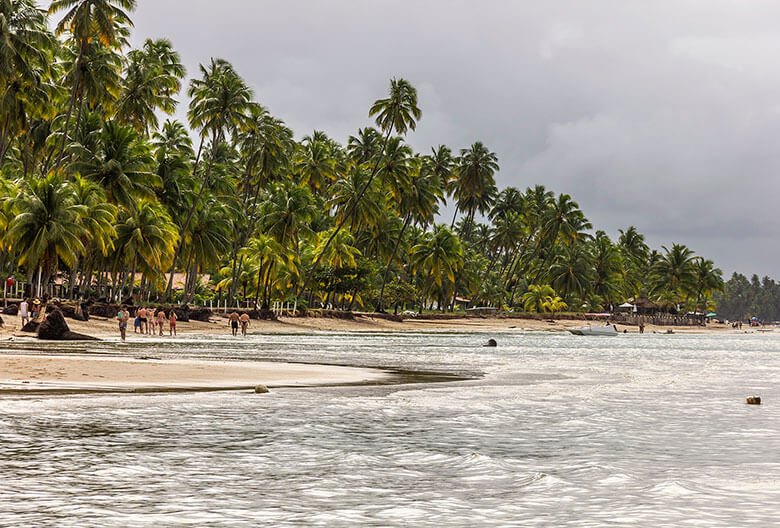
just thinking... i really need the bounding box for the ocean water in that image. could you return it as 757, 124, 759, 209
1, 331, 780, 527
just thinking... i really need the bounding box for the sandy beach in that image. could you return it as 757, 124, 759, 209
0, 311, 760, 394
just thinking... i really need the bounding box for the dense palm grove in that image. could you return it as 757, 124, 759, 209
0, 0, 727, 314
715, 274, 780, 323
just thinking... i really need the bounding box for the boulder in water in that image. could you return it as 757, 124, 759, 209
484, 338, 497, 347
746, 396, 761, 405
37, 308, 99, 341
254, 384, 270, 394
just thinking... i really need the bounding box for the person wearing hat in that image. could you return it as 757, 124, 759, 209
31, 299, 41, 321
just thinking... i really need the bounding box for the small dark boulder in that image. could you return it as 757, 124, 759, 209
484, 338, 497, 347
188, 307, 212, 322
21, 321, 39, 333
37, 308, 99, 341
4, 303, 18, 316
746, 396, 762, 405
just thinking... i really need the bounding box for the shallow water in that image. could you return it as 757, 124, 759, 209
2, 331, 780, 527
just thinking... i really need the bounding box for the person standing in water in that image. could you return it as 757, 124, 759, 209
148, 307, 156, 335
239, 312, 250, 336
168, 310, 177, 336
228, 311, 240, 336
117, 305, 130, 341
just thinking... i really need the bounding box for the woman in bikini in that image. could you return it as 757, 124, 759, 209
168, 310, 177, 336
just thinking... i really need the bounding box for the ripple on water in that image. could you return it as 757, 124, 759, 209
2, 332, 780, 526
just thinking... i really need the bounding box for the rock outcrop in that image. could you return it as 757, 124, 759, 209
37, 308, 99, 341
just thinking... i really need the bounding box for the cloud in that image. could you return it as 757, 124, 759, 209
64, 0, 780, 277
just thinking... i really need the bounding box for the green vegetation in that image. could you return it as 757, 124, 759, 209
0, 1, 725, 313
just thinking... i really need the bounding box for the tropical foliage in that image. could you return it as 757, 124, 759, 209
0, 3, 726, 314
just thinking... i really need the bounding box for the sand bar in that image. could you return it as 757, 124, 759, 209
0, 354, 391, 394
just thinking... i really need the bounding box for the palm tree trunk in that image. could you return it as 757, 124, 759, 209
164, 134, 211, 300
376, 214, 411, 312
450, 204, 459, 229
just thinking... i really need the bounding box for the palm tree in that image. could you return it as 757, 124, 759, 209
0, 0, 55, 165
377, 157, 444, 311
164, 58, 252, 298
549, 244, 594, 302
7, 174, 86, 295
49, 0, 135, 166
522, 284, 556, 313
690, 258, 724, 312
299, 78, 421, 298
652, 244, 696, 309
113, 198, 178, 298
448, 141, 499, 227
70, 120, 157, 209
115, 38, 185, 134
240, 234, 284, 308
410, 225, 463, 312
69, 174, 116, 296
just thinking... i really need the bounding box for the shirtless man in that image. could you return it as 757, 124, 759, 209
239, 312, 250, 336
117, 305, 130, 341
228, 311, 240, 336
156, 309, 166, 336
137, 306, 147, 334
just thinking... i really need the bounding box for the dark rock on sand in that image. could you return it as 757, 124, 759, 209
3, 303, 18, 316
21, 321, 39, 333
37, 308, 99, 341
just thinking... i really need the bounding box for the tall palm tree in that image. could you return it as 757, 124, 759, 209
7, 174, 86, 294
377, 157, 443, 311
448, 141, 499, 227
115, 38, 185, 134
0, 0, 55, 165
299, 78, 421, 299
49, 0, 135, 166
165, 58, 252, 298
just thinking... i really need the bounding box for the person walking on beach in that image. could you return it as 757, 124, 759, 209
138, 306, 147, 334
239, 312, 250, 336
117, 305, 130, 341
156, 309, 166, 336
19, 298, 29, 327
228, 311, 240, 336
168, 310, 177, 336
148, 308, 156, 335
133, 308, 141, 333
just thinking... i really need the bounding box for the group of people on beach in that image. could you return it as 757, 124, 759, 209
228, 311, 251, 336
116, 305, 177, 341
17, 298, 43, 327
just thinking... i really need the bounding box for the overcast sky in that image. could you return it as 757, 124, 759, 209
63, 1, 780, 277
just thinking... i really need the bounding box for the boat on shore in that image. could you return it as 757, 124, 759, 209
569, 324, 619, 336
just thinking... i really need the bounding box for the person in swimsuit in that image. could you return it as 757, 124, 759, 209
168, 310, 177, 336
228, 311, 240, 336
239, 312, 250, 336
117, 305, 130, 341
156, 309, 166, 336
148, 307, 156, 335
138, 307, 148, 334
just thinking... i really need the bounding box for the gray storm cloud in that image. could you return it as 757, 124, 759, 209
112, 0, 780, 277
